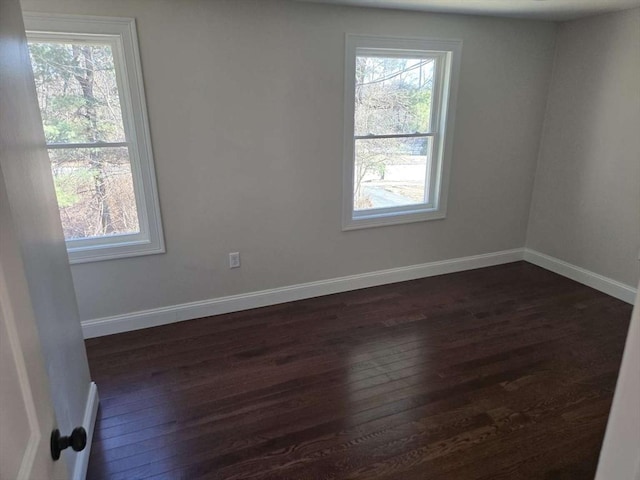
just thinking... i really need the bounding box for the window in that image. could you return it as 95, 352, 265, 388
343, 35, 461, 230
24, 13, 164, 263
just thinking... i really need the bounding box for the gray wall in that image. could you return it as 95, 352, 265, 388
21, 0, 558, 321
527, 8, 640, 287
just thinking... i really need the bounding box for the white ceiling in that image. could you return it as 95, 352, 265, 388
293, 0, 640, 21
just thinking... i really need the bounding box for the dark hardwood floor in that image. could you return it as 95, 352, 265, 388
85, 262, 632, 479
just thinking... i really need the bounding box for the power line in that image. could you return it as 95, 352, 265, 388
357, 59, 432, 87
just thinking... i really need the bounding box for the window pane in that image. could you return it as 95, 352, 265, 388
355, 56, 434, 136
28, 41, 126, 144
354, 137, 431, 211
48, 147, 139, 239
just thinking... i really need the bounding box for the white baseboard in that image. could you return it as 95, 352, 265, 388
81, 248, 636, 338
81, 248, 525, 338
524, 249, 637, 305
72, 382, 98, 480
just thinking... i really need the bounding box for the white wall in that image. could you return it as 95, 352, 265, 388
531, 15, 640, 474
527, 8, 640, 287
20, 0, 558, 322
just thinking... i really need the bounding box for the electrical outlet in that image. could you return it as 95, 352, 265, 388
229, 252, 240, 269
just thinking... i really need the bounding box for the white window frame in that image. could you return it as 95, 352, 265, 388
24, 13, 165, 263
343, 34, 462, 230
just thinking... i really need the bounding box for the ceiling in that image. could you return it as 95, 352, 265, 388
292, 0, 640, 21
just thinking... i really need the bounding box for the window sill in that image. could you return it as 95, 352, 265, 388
67, 239, 165, 264
342, 208, 446, 231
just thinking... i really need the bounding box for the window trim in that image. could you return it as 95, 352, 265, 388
24, 13, 165, 263
342, 34, 462, 231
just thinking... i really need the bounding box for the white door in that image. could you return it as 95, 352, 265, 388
0, 0, 93, 477
0, 184, 67, 480
595, 287, 640, 480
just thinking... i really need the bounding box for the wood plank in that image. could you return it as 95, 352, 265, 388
85, 262, 632, 479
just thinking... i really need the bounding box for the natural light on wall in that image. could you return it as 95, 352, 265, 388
24, 14, 164, 263
343, 35, 462, 230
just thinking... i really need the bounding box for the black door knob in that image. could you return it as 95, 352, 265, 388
50, 427, 87, 461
